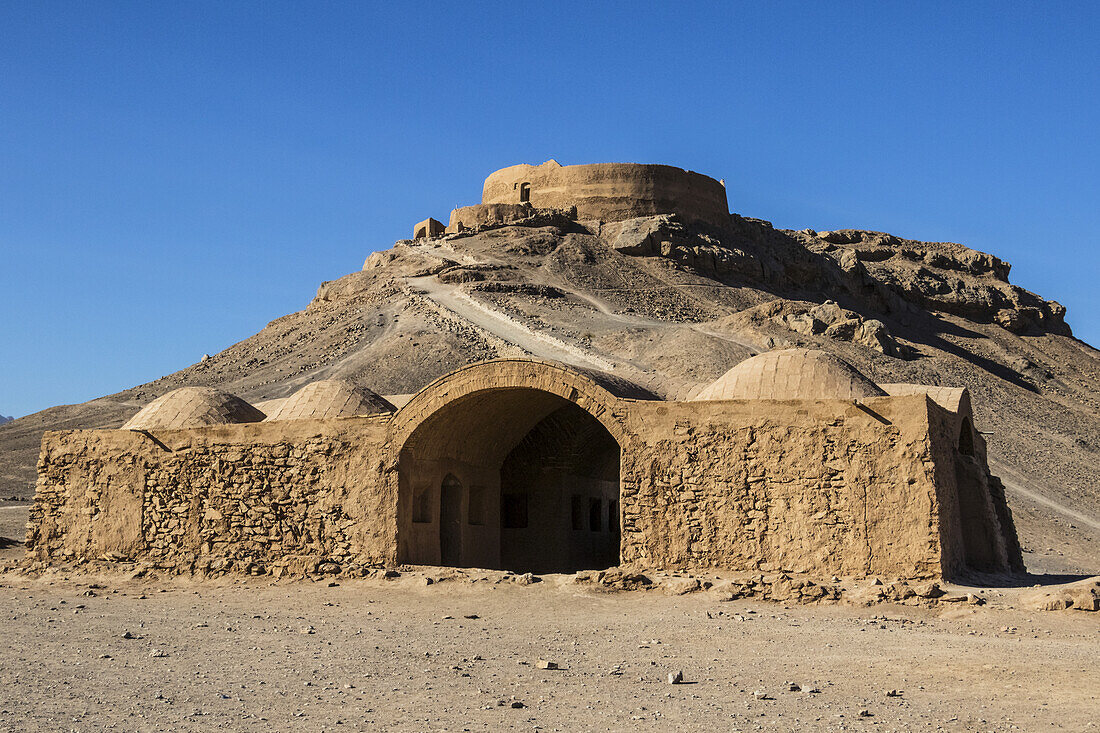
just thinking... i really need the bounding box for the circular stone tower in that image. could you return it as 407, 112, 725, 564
480, 160, 729, 230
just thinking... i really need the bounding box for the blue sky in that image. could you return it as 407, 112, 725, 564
2, 2, 1097, 418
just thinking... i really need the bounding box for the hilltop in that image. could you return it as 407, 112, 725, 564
1, 211, 1097, 572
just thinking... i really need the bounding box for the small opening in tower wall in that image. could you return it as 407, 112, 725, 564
519, 182, 531, 203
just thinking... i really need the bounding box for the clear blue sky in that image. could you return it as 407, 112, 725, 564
2, 2, 1097, 418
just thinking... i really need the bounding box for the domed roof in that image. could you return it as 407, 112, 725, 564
263, 379, 395, 421
693, 349, 886, 401
122, 387, 265, 430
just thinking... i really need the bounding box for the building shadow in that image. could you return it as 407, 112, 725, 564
952, 571, 1095, 589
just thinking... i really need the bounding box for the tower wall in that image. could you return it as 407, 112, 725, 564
481, 161, 730, 229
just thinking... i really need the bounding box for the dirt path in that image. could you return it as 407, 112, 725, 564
991, 458, 1100, 533
0, 571, 1096, 732
407, 275, 621, 371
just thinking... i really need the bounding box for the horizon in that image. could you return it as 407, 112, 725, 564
2, 2, 1098, 418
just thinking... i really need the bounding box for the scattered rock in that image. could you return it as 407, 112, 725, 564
913, 582, 945, 599
1022, 577, 1100, 612
536, 659, 558, 670
665, 577, 702, 596
668, 670, 684, 684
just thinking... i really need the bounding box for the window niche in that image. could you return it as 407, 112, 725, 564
589, 498, 602, 532
468, 485, 486, 526
502, 493, 528, 529
571, 495, 585, 530
412, 488, 432, 524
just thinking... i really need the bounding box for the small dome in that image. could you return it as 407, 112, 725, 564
263, 379, 394, 421
694, 349, 886, 401
123, 387, 265, 430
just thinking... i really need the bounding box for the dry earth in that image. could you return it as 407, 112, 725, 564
0, 566, 1096, 732
1, 504, 1098, 732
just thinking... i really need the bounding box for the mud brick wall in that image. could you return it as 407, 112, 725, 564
618, 396, 946, 578
29, 418, 397, 574
30, 360, 1006, 579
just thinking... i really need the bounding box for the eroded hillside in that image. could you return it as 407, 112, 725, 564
2, 213, 1097, 573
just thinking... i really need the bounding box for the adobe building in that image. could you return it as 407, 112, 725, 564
411, 160, 732, 238
27, 351, 1023, 580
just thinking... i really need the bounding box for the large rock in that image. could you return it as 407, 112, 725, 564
1023, 577, 1100, 612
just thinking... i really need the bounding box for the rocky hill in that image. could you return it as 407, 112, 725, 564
2, 212, 1097, 573
0, 416, 11, 425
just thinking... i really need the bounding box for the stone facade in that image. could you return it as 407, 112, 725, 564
415, 160, 731, 237
28, 357, 1022, 580
412, 217, 445, 240
481, 161, 730, 230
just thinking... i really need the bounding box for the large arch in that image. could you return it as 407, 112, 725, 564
391, 359, 653, 573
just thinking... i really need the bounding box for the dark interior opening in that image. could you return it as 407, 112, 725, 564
958, 416, 975, 456
519, 182, 531, 203
398, 388, 621, 574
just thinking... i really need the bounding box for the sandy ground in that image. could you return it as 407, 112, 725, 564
0, 505, 1096, 732
0, 571, 1096, 732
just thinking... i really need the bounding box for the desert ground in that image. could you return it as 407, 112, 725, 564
1, 503, 1096, 733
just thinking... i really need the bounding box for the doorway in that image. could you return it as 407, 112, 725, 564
439, 474, 463, 566
398, 387, 622, 573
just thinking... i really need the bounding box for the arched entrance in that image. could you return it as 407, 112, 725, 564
392, 360, 646, 574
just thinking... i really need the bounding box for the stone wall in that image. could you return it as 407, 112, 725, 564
29, 417, 397, 575
481, 161, 730, 231
447, 203, 535, 232
617, 396, 948, 578
28, 363, 1013, 580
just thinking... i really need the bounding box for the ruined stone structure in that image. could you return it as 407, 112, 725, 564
412, 217, 445, 240
410, 160, 731, 238
28, 352, 1022, 580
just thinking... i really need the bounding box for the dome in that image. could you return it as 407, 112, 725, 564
693, 349, 886, 401
122, 387, 265, 430
263, 379, 395, 421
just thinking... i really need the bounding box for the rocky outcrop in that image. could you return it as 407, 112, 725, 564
803, 229, 1070, 336
778, 300, 910, 358
601, 215, 760, 280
